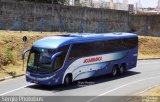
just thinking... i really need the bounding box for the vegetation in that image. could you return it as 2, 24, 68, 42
0, 30, 160, 78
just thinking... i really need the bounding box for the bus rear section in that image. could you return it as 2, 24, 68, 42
23, 33, 138, 86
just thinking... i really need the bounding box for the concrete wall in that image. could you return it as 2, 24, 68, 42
0, 1, 160, 36
129, 15, 160, 36
0, 0, 129, 33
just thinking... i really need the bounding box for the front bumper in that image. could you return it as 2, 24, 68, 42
26, 72, 59, 86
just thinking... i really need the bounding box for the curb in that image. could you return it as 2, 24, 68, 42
138, 58, 160, 60
0, 74, 25, 82
0, 78, 5, 82
135, 84, 160, 95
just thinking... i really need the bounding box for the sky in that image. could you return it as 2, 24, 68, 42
102, 0, 159, 8
128, 0, 158, 8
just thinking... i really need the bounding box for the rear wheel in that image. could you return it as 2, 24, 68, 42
64, 75, 72, 86
111, 65, 118, 77
119, 64, 126, 75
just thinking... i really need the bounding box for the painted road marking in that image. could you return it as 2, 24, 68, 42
87, 75, 160, 102
0, 83, 34, 96
0, 61, 160, 96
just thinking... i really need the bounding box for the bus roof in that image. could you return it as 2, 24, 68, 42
33, 32, 137, 49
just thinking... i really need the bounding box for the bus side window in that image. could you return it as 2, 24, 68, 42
53, 45, 69, 71
68, 43, 86, 60
123, 37, 138, 49
103, 39, 125, 53
118, 39, 127, 50
93, 42, 104, 54
68, 44, 79, 60
68, 43, 94, 60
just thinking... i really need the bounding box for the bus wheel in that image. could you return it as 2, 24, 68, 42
111, 65, 118, 77
64, 74, 72, 86
119, 64, 126, 75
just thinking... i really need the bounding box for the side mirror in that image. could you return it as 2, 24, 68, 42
51, 51, 62, 65
22, 48, 30, 60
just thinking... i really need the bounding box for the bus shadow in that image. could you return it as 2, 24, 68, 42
27, 71, 140, 92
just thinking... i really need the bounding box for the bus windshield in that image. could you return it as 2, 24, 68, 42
27, 47, 56, 73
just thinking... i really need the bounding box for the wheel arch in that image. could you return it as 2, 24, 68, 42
121, 63, 127, 70
62, 73, 73, 84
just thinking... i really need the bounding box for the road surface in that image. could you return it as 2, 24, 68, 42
0, 59, 160, 102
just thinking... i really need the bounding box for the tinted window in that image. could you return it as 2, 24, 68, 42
104, 39, 125, 53
93, 42, 105, 54
53, 45, 69, 71
68, 43, 93, 60
123, 37, 138, 49
68, 41, 121, 60
68, 37, 137, 60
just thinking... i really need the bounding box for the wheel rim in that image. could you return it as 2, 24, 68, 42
65, 77, 69, 84
65, 76, 71, 85
113, 68, 117, 76
120, 67, 124, 74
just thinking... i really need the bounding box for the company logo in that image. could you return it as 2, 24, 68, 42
83, 57, 102, 63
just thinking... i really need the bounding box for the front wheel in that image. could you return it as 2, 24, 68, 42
64, 75, 72, 86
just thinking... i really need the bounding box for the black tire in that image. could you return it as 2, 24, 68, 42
64, 75, 72, 86
111, 65, 118, 77
119, 64, 126, 75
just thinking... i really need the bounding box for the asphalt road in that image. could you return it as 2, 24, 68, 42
0, 59, 160, 102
